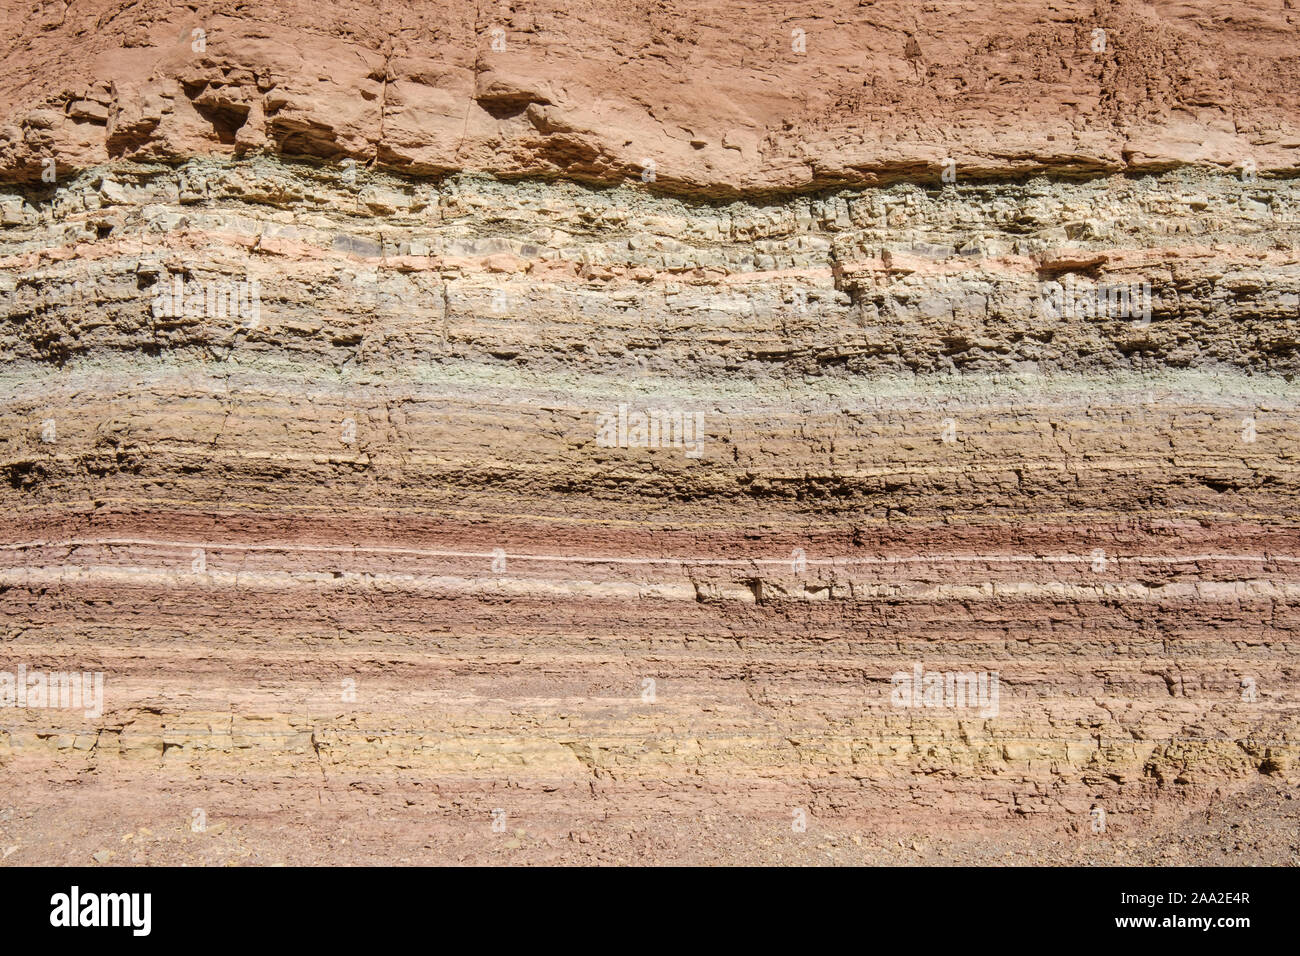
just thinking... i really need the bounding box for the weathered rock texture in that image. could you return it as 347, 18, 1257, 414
0, 1, 1297, 865
4, 0, 1300, 192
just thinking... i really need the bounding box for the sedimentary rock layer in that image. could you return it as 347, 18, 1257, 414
0, 1, 1297, 865
3, 1, 1300, 191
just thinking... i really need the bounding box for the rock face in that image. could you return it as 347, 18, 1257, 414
0, 3, 1297, 865
4, 1, 1300, 191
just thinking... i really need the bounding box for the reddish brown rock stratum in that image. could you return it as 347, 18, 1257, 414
0, 1, 1297, 865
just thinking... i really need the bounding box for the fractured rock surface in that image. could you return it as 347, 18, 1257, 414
0, 1, 1297, 865
3, 1, 1300, 191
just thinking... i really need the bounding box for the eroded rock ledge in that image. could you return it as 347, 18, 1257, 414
2, 1, 1299, 194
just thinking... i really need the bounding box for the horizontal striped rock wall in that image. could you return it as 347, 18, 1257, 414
0, 154, 1295, 864
2, 0, 1299, 863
